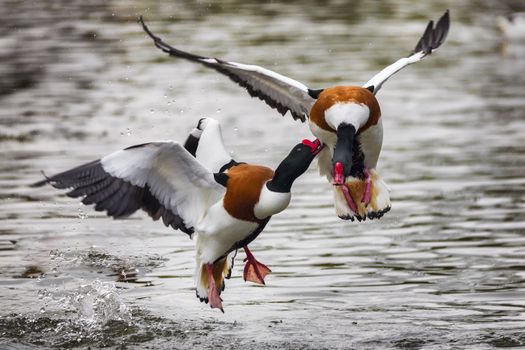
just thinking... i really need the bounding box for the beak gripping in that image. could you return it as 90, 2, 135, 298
302, 139, 323, 155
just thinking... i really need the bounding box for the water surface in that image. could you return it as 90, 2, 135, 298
1, 1, 525, 349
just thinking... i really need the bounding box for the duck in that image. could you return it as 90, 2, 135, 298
32, 118, 323, 312
139, 10, 450, 222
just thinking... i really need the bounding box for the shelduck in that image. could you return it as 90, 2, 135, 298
32, 118, 323, 312
140, 10, 450, 221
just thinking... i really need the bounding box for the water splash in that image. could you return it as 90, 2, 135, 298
39, 279, 131, 325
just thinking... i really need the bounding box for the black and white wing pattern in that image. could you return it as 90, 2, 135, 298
32, 142, 225, 236
139, 17, 318, 122
363, 10, 450, 94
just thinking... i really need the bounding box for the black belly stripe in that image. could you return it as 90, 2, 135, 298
214, 216, 271, 264
350, 134, 366, 179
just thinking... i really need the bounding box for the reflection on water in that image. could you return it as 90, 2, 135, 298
1, 0, 525, 349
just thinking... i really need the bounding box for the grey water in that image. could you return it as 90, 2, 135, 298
1, 0, 525, 349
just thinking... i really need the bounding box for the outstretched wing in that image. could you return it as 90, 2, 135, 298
32, 142, 225, 236
139, 17, 319, 122
363, 10, 450, 94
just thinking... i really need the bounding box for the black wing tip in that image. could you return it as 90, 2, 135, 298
30, 179, 48, 187
138, 15, 149, 35
30, 171, 51, 187
412, 10, 451, 56
138, 15, 158, 43
138, 15, 209, 62
138, 15, 149, 32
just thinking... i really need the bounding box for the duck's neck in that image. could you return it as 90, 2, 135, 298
253, 160, 300, 219
253, 183, 292, 219
266, 145, 315, 193
266, 169, 295, 193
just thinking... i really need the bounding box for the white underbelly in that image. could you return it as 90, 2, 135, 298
359, 120, 383, 169
195, 200, 259, 263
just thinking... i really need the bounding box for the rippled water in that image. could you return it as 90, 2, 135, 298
1, 0, 525, 349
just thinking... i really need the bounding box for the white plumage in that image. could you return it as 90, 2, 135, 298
101, 142, 224, 230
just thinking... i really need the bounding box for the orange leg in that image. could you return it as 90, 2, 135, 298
243, 246, 271, 285
205, 263, 224, 312
333, 161, 358, 213
361, 167, 372, 206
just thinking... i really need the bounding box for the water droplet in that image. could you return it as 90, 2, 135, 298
233, 127, 238, 132
150, 109, 155, 114
216, 108, 222, 113
40, 307, 45, 314
78, 209, 88, 220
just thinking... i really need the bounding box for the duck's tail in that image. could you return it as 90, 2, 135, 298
333, 169, 391, 221
195, 250, 236, 304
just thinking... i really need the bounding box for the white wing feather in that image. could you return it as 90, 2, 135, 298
195, 118, 233, 173
101, 142, 225, 228
363, 10, 450, 94
363, 52, 426, 93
